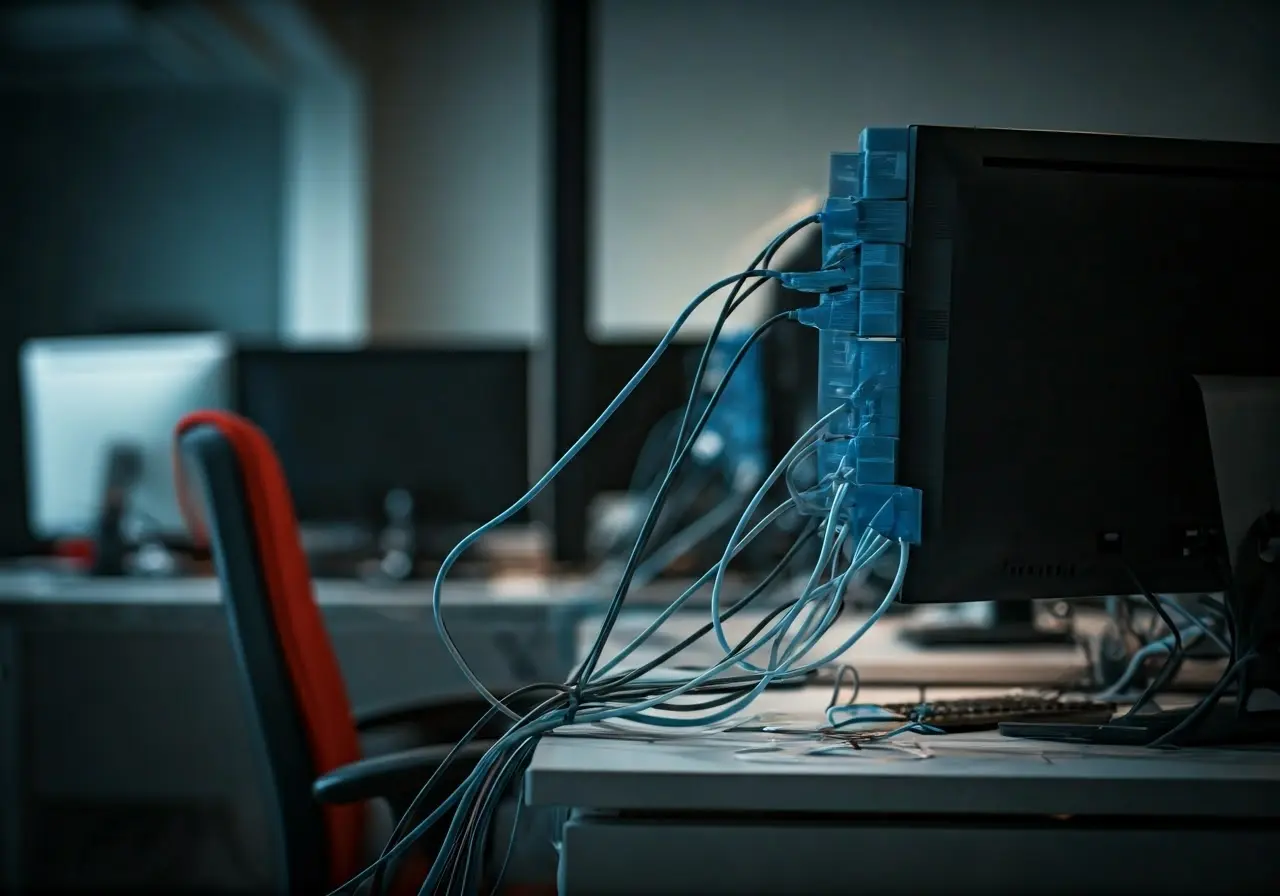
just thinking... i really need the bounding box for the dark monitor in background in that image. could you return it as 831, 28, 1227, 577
764, 231, 820, 480
886, 127, 1280, 614
584, 342, 696, 494
236, 346, 531, 566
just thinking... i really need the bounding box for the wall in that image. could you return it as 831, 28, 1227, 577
362, 1, 545, 344
1, 89, 284, 338
280, 74, 367, 344
593, 0, 1280, 339
0, 87, 286, 551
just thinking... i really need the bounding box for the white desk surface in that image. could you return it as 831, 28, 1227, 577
526, 685, 1280, 820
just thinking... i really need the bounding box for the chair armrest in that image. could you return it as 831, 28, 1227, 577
355, 695, 528, 742
313, 741, 496, 806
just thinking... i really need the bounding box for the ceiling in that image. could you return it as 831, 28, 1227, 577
0, 0, 339, 89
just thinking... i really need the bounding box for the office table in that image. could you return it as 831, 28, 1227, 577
580, 607, 1227, 690
526, 686, 1280, 895
0, 571, 598, 893
579, 611, 1091, 687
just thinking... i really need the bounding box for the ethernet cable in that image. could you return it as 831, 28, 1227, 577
366, 532, 817, 896
627, 407, 684, 493
361, 529, 903, 895
708, 405, 850, 661
589, 497, 801, 680
429, 467, 906, 887
1157, 594, 1232, 656
572, 216, 822, 697
356, 536, 824, 896
1096, 625, 1205, 702
430, 266, 781, 720
350, 214, 923, 893
573, 307, 803, 691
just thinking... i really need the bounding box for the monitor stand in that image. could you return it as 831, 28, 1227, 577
898, 600, 1073, 647
1004, 376, 1280, 746
91, 443, 143, 577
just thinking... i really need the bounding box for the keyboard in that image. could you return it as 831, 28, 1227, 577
878, 693, 1116, 733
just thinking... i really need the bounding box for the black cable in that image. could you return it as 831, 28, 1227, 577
601, 597, 840, 709
598, 523, 819, 694
570, 218, 819, 705
1121, 567, 1185, 719
373, 223, 822, 890
1148, 652, 1254, 748
572, 310, 799, 705
359, 684, 573, 896
457, 737, 538, 896
631, 464, 715, 565
365, 523, 819, 894
670, 214, 819, 460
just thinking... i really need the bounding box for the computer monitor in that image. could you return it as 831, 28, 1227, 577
872, 127, 1280, 606
235, 346, 532, 541
20, 332, 233, 541
585, 341, 696, 495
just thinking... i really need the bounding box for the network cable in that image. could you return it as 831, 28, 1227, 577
572, 216, 822, 702
1119, 571, 1186, 719
626, 493, 749, 590
364, 332, 800, 892
430, 265, 783, 720
342, 213, 919, 894
1096, 625, 1205, 702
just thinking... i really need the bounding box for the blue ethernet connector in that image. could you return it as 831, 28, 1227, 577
850, 435, 896, 485
828, 130, 909, 201
853, 339, 901, 438
859, 244, 904, 290
849, 483, 921, 543
793, 290, 900, 338
781, 257, 859, 293
858, 290, 902, 337
784, 242, 903, 295
821, 197, 907, 252
794, 291, 858, 332
804, 127, 922, 546
858, 128, 910, 200
828, 152, 863, 198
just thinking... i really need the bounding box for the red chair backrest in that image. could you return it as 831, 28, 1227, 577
175, 410, 364, 888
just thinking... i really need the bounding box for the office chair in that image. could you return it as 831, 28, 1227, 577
173, 410, 530, 893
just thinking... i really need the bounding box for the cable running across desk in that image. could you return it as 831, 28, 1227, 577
333, 212, 923, 895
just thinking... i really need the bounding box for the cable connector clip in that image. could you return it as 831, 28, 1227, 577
822, 196, 908, 246
793, 290, 901, 337
781, 264, 859, 294
795, 292, 857, 331
851, 484, 923, 544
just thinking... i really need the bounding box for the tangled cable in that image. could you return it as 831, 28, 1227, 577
330, 213, 917, 895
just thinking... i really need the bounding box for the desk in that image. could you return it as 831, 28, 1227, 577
582, 609, 1227, 689
526, 686, 1280, 895
580, 611, 1091, 687
0, 571, 596, 893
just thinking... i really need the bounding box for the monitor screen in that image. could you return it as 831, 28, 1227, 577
236, 346, 530, 529
896, 127, 1280, 603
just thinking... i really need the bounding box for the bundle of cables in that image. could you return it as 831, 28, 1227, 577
1098, 580, 1247, 747
331, 213, 914, 895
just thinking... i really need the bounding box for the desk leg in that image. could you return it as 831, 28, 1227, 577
0, 625, 22, 893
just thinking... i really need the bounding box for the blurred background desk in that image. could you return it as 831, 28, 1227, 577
0, 571, 592, 892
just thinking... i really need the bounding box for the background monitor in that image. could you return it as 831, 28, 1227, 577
584, 342, 697, 496
20, 332, 233, 541
235, 346, 532, 534
891, 126, 1280, 604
